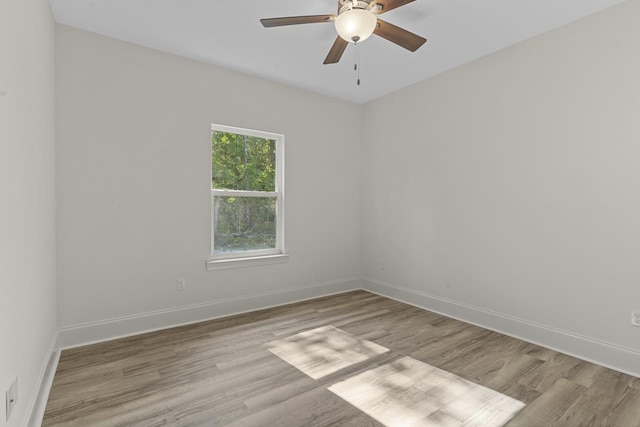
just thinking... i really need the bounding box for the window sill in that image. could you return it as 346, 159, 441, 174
206, 253, 290, 271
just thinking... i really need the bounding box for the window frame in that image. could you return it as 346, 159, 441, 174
208, 124, 286, 266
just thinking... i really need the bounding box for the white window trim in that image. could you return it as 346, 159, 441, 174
206, 253, 290, 271
207, 124, 286, 270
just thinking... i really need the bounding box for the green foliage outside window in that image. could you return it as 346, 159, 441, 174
212, 131, 275, 192
212, 131, 277, 254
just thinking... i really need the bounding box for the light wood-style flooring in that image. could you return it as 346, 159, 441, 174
43, 291, 640, 426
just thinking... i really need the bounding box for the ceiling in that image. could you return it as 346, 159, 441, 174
49, 0, 628, 104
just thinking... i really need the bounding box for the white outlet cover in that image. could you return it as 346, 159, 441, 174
632, 311, 640, 327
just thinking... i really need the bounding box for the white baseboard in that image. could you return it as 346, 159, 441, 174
24, 332, 60, 427
362, 277, 640, 378
58, 277, 362, 349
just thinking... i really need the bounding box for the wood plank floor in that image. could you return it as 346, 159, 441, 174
43, 291, 640, 426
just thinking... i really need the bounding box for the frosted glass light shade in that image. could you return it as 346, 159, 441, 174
335, 9, 377, 43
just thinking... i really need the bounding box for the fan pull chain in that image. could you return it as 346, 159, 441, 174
354, 41, 361, 86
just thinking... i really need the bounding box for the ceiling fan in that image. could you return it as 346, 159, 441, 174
260, 0, 427, 65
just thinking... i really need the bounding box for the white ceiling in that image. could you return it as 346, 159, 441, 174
49, 0, 628, 104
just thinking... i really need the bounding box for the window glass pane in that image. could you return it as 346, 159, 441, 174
213, 196, 276, 254
212, 131, 276, 192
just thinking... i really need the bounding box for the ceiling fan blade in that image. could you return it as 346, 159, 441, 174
374, 19, 427, 52
323, 37, 349, 64
260, 15, 334, 28
374, 0, 416, 14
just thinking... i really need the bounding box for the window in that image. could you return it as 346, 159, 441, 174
208, 124, 286, 268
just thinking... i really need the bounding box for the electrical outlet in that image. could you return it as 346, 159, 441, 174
632, 311, 640, 327
6, 377, 17, 422
177, 278, 186, 291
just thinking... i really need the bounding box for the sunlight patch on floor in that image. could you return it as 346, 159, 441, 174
266, 325, 389, 379
328, 356, 525, 427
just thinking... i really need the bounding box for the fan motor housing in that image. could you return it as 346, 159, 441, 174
338, 0, 375, 15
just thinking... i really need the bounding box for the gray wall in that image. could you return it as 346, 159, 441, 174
55, 26, 363, 331
362, 0, 640, 362
0, 0, 57, 425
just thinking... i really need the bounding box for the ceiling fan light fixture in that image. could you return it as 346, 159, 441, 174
335, 9, 377, 43
260, 0, 426, 65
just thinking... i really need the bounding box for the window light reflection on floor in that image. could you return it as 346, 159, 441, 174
328, 356, 525, 427
266, 325, 389, 380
